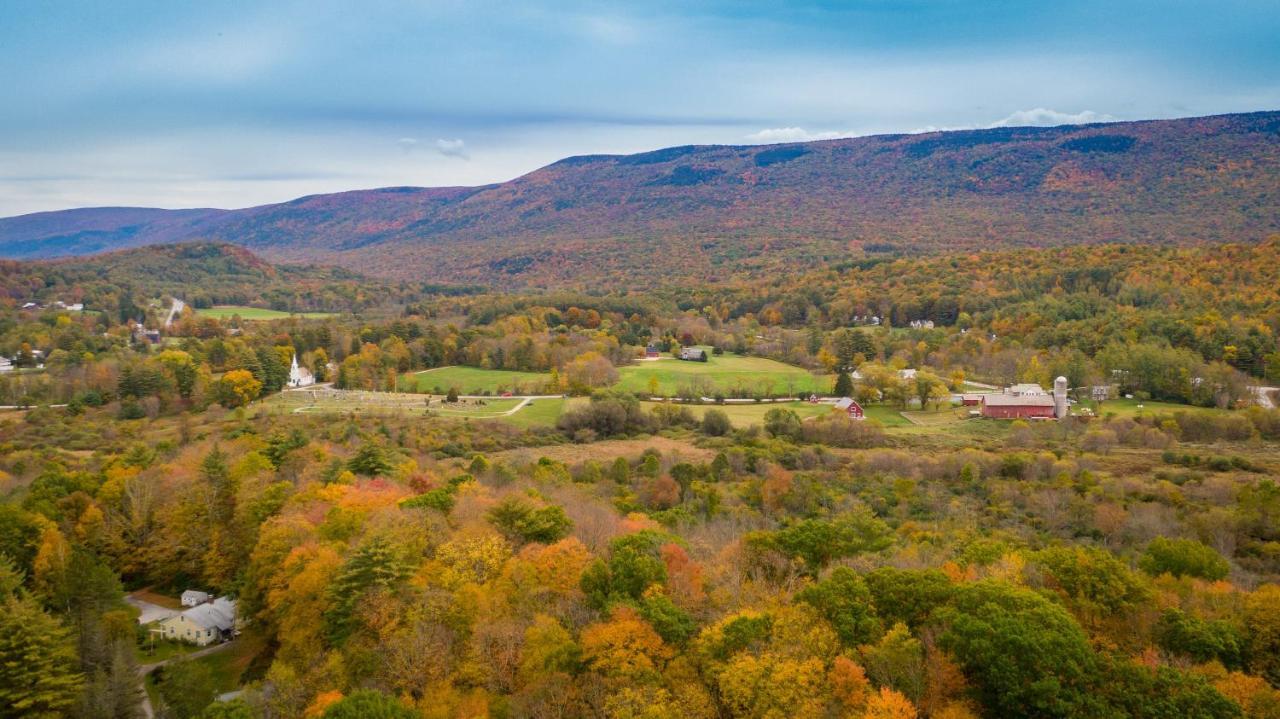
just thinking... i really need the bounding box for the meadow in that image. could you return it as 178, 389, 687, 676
615, 352, 833, 396
407, 366, 554, 395
195, 305, 336, 320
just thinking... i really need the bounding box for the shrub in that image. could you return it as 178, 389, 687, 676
701, 409, 732, 436
1139, 537, 1230, 580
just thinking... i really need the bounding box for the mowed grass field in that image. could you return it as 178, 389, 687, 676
408, 354, 832, 398
616, 352, 833, 396
409, 366, 553, 395
196, 305, 335, 320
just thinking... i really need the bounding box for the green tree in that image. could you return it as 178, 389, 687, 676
486, 497, 573, 545
796, 566, 882, 646
322, 689, 414, 719
156, 658, 217, 719
1139, 537, 1230, 580
864, 567, 953, 630
763, 408, 803, 440
700, 409, 732, 437
833, 371, 854, 397
1155, 609, 1246, 669
0, 557, 81, 719
346, 440, 393, 477
323, 537, 412, 644
937, 580, 1105, 718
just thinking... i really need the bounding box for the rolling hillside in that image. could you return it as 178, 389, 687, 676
2, 111, 1278, 285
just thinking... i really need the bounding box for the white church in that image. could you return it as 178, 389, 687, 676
288, 353, 315, 388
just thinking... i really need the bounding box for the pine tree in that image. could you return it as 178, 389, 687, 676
0, 557, 82, 719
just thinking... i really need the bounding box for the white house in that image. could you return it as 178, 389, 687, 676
288, 353, 315, 388
159, 597, 238, 646
0, 357, 11, 373
181, 590, 211, 607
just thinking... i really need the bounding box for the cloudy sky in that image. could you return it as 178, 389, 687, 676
2, 0, 1278, 216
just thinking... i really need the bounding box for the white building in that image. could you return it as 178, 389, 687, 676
0, 357, 11, 373
288, 353, 315, 388
181, 589, 211, 607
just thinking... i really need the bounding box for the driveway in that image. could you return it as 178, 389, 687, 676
126, 595, 180, 624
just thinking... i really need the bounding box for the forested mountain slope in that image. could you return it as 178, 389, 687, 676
1, 111, 1278, 285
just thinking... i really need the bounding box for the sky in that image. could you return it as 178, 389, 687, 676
1, 0, 1278, 216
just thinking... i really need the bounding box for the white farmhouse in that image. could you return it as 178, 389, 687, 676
181, 589, 211, 607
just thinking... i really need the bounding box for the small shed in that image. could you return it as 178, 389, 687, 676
181, 590, 211, 607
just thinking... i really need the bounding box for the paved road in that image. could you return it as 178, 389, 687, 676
125, 595, 179, 624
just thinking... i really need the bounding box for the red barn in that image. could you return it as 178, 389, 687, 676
980, 393, 1055, 419
833, 397, 865, 420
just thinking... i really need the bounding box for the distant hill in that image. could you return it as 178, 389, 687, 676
2, 111, 1278, 285
0, 242, 378, 313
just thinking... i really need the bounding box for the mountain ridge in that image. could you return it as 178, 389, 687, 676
2, 110, 1278, 285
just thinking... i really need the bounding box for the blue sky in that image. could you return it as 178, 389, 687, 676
1, 0, 1277, 215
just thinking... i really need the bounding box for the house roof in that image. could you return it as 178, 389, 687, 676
1007, 383, 1046, 395
982, 394, 1055, 407
181, 590, 210, 602
179, 597, 236, 631
833, 397, 861, 410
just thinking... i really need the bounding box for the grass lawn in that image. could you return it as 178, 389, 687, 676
137, 637, 199, 664
863, 404, 914, 427
497, 397, 575, 428
196, 305, 335, 320
617, 352, 832, 397
408, 366, 553, 395
1083, 397, 1223, 418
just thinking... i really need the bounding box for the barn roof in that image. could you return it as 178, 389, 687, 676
982, 394, 1055, 407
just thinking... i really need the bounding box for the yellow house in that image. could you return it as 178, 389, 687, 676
158, 597, 237, 646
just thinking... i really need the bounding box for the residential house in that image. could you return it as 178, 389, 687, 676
833, 397, 866, 420
645, 344, 661, 359
181, 590, 211, 607
678, 347, 708, 362
158, 597, 238, 646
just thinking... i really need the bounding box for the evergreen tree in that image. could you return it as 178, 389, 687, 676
0, 557, 82, 719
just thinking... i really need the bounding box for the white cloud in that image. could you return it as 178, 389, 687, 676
744, 127, 853, 143
434, 138, 469, 159
989, 108, 1115, 128
396, 137, 419, 154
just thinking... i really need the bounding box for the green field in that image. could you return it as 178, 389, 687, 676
196, 305, 335, 320
1082, 397, 1224, 419
497, 397, 585, 428
409, 366, 553, 395
617, 352, 833, 396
